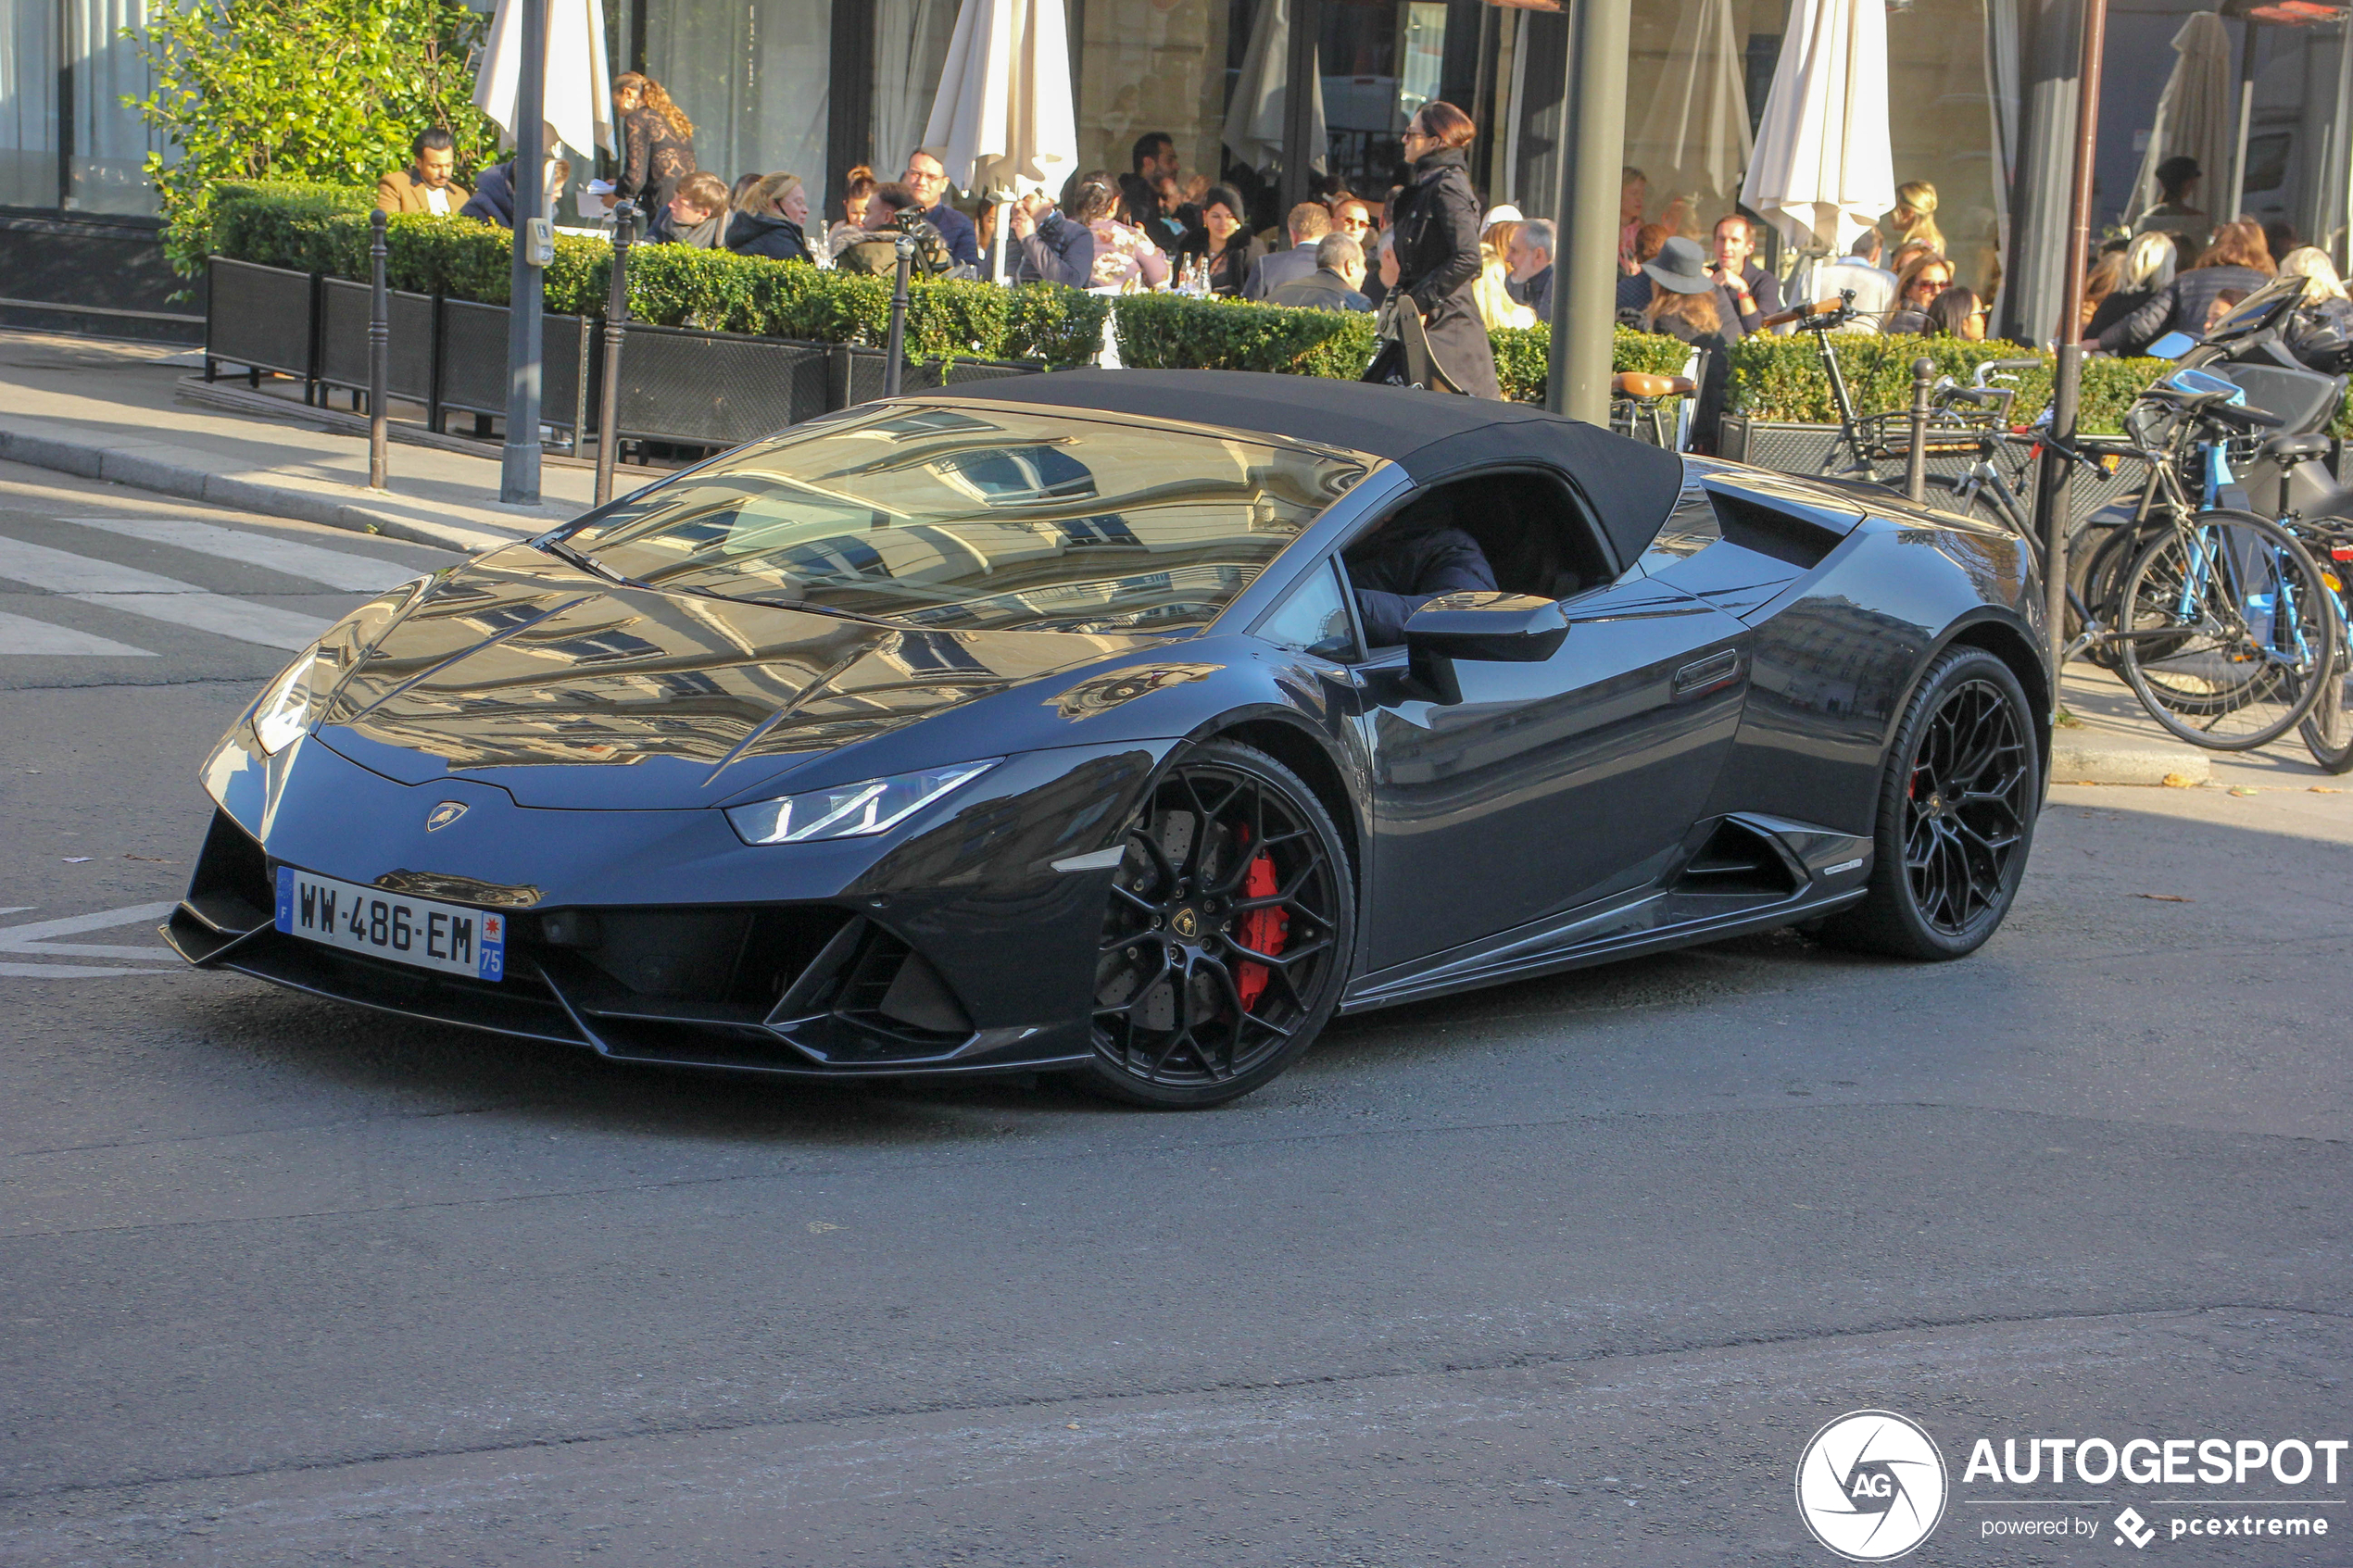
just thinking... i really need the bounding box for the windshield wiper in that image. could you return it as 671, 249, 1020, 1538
672, 583, 900, 628
536, 536, 627, 583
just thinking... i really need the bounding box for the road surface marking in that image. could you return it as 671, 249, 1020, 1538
62, 517, 430, 594
0, 536, 332, 650
0, 903, 180, 967
0, 608, 155, 657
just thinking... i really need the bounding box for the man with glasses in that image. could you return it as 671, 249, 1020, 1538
901, 150, 980, 269
1330, 197, 1380, 306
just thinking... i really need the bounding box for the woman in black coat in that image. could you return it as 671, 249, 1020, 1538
1366, 101, 1498, 399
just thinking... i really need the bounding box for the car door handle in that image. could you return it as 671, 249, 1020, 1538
1671, 648, 1742, 699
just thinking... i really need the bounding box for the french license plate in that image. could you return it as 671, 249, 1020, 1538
274, 867, 506, 982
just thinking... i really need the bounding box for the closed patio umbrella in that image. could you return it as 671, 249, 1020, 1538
923, 0, 1078, 282
1627, 0, 1752, 232
1738, 0, 1894, 258
2125, 11, 2231, 226
1221, 0, 1325, 179
474, 0, 615, 170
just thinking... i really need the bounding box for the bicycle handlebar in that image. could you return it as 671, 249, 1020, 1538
1761, 296, 1848, 329
2202, 399, 2286, 432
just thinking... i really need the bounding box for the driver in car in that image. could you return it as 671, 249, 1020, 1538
1345, 495, 1497, 646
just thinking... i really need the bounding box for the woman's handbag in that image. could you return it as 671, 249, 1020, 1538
1362, 292, 1465, 394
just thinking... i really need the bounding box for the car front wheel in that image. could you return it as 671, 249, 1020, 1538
1077, 740, 1353, 1109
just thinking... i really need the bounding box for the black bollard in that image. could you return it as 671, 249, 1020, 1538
595, 204, 635, 508
1904, 357, 1932, 504
883, 233, 916, 398
368, 208, 390, 490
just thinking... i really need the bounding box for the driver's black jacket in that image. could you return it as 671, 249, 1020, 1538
1345, 523, 1497, 647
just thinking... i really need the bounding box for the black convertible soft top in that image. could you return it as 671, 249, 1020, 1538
927, 369, 1686, 569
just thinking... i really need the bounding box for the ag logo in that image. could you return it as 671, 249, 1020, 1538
425, 801, 468, 832
1794, 1410, 1948, 1561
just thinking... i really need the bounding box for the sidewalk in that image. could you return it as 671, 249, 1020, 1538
0, 328, 595, 553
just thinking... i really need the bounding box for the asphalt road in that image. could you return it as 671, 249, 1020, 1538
0, 458, 2347, 1567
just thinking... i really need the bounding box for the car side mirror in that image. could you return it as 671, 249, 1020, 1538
1402, 592, 1568, 705
1404, 592, 1570, 661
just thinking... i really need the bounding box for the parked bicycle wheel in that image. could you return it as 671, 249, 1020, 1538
2070, 519, 2162, 670
2116, 509, 2334, 750
2298, 580, 2353, 772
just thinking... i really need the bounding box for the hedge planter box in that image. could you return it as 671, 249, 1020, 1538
316, 278, 435, 406
436, 299, 597, 436
837, 345, 1045, 408
610, 325, 832, 447
205, 257, 316, 383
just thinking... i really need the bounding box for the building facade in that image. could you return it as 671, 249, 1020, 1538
2, 0, 2347, 346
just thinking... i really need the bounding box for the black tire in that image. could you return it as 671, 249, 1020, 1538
1818, 646, 2040, 960
1074, 740, 1354, 1109
2115, 509, 2334, 751
2299, 593, 2353, 772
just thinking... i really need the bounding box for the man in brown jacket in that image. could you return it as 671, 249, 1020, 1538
375, 129, 470, 216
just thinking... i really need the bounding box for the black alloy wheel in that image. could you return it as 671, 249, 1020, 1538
1079, 740, 1353, 1108
1819, 646, 2039, 960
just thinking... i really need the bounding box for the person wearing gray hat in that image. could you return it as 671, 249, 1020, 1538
1636, 234, 1739, 451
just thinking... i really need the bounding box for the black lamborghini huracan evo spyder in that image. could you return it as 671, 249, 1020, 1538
167, 371, 2047, 1106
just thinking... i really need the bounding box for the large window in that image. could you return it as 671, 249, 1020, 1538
645, 0, 830, 202
1, 0, 166, 215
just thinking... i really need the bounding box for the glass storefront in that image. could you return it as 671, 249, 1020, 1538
0, 0, 167, 215
644, 0, 832, 198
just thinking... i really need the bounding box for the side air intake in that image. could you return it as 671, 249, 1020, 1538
1674, 819, 1803, 899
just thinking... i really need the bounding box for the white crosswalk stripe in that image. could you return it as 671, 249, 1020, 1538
0, 534, 335, 651
0, 608, 154, 656
61, 517, 428, 594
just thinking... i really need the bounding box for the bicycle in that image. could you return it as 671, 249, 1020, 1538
2246, 433, 2353, 771
1777, 300, 2336, 751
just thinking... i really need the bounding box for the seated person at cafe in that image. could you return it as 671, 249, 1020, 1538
458, 152, 569, 229
642, 170, 733, 248
833, 182, 956, 277
376, 128, 470, 215
1343, 490, 1497, 646
1266, 233, 1371, 312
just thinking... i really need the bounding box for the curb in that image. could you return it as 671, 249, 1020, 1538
0, 423, 553, 555
2049, 733, 2211, 787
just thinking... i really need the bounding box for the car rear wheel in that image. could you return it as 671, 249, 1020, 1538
1818, 646, 2039, 960
1076, 740, 1353, 1109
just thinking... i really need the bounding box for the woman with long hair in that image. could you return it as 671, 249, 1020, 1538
1197, 186, 1265, 296
1885, 252, 1957, 334
724, 172, 812, 264
612, 72, 698, 216
1073, 172, 1168, 291
1926, 285, 1988, 340
1365, 100, 1498, 397
2095, 218, 2272, 354
2085, 232, 2177, 338
1474, 222, 1535, 330
1883, 182, 1944, 256
1638, 235, 1736, 449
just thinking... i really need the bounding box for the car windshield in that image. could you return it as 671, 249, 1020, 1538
560, 404, 1369, 633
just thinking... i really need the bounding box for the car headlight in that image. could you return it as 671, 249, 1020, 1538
724, 759, 1000, 846
252, 646, 329, 755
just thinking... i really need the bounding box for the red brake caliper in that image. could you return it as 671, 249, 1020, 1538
1234, 847, 1288, 1011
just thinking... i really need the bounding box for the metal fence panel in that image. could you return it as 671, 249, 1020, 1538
204, 258, 315, 380
839, 347, 1042, 409
315, 279, 434, 403
612, 325, 831, 445
436, 300, 594, 432
1719, 417, 2144, 526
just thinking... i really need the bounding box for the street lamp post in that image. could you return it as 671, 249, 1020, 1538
1546, 0, 1632, 425
499, 0, 549, 507
2032, 0, 2108, 696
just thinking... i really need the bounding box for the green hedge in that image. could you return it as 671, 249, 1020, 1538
208, 182, 1110, 368
1721, 331, 2353, 438
1107, 293, 1692, 403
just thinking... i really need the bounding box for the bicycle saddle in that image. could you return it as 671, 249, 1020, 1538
1612, 373, 1694, 399
2260, 432, 2332, 464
